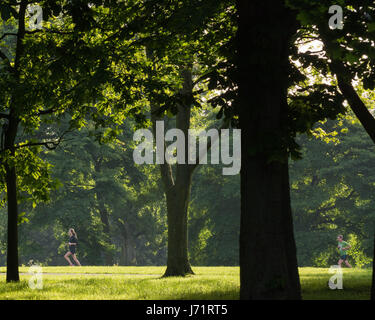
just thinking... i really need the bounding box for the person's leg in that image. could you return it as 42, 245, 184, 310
64, 252, 73, 266
344, 259, 352, 268
72, 254, 81, 266
338, 259, 343, 268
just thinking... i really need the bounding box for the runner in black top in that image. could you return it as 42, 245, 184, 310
69, 235, 78, 254
64, 228, 81, 266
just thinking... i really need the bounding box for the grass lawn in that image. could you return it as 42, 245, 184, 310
0, 266, 371, 300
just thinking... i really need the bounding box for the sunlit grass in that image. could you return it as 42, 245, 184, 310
0, 266, 239, 300
0, 266, 371, 300
299, 267, 371, 300
0, 266, 166, 275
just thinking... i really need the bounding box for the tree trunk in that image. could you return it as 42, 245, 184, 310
5, 118, 20, 282
4, 0, 27, 284
6, 163, 19, 282
151, 68, 195, 277
163, 175, 194, 276
120, 221, 136, 265
237, 0, 301, 299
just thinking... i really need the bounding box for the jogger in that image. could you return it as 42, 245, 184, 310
337, 235, 352, 268
64, 228, 81, 266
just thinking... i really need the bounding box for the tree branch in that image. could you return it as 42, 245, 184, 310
14, 130, 71, 151
335, 73, 375, 144
34, 107, 58, 116
25, 29, 74, 36
0, 33, 18, 42
151, 104, 175, 192
14, 0, 27, 74
318, 25, 375, 145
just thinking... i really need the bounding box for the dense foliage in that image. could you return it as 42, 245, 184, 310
1, 111, 374, 267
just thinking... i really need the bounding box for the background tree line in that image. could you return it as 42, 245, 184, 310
0, 110, 373, 268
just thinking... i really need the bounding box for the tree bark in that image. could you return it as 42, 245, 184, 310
237, 0, 301, 299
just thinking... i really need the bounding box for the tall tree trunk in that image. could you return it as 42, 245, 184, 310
151, 69, 195, 277
237, 0, 301, 299
6, 162, 19, 282
5, 0, 27, 283
5, 118, 20, 282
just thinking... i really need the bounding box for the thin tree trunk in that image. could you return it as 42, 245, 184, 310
6, 162, 19, 282
5, 118, 20, 282
237, 0, 301, 299
5, 0, 27, 283
121, 221, 136, 265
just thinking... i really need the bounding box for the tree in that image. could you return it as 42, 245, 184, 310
235, 0, 303, 299
150, 70, 196, 276
0, 0, 133, 281
235, 0, 358, 298
122, 0, 235, 276
287, 0, 375, 299
149, 69, 228, 276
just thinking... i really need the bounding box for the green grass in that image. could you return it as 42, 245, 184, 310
0, 266, 372, 300
299, 267, 371, 300
0, 266, 166, 275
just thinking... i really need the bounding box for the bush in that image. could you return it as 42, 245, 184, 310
347, 234, 372, 268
